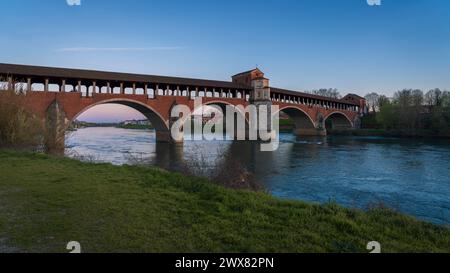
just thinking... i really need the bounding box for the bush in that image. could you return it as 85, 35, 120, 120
0, 86, 44, 150
429, 107, 450, 134
360, 114, 381, 129
376, 104, 397, 130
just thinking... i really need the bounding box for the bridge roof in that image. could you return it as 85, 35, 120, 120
231, 68, 262, 77
271, 87, 359, 106
0, 63, 251, 90
0, 63, 359, 105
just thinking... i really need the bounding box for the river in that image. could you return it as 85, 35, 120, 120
66, 127, 450, 225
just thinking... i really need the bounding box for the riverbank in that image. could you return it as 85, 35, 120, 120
0, 150, 448, 253
70, 122, 154, 131
115, 124, 153, 130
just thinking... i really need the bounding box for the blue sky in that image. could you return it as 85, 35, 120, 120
2, 0, 450, 121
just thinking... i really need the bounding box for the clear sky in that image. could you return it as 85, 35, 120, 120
2, 0, 450, 122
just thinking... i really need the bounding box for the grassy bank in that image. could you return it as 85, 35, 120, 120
0, 151, 448, 253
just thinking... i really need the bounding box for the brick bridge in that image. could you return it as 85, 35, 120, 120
0, 63, 365, 147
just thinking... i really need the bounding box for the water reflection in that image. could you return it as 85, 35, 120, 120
66, 127, 450, 225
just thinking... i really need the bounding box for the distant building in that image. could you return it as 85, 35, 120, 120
342, 94, 368, 115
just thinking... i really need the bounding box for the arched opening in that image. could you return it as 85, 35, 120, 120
47, 84, 59, 92
186, 101, 250, 141
80, 85, 88, 96
112, 87, 121, 94
66, 100, 171, 164
31, 83, 44, 92
64, 84, 75, 92
88, 85, 99, 95
325, 112, 353, 131
135, 88, 144, 95
210, 101, 250, 133
148, 88, 156, 99
124, 87, 134, 95
277, 107, 316, 136
70, 100, 169, 139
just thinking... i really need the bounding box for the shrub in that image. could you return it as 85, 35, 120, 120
0, 85, 44, 150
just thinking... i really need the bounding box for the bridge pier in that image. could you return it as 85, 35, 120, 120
155, 131, 184, 145
45, 100, 68, 155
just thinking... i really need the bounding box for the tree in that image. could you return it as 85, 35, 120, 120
364, 92, 380, 112
309, 88, 341, 99
378, 95, 390, 108
0, 87, 44, 149
441, 90, 450, 107
391, 89, 424, 132
376, 104, 397, 130
425, 88, 443, 107
411, 89, 424, 107
394, 89, 413, 107
374, 88, 449, 136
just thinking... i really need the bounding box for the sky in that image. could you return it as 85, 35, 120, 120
2, 0, 450, 122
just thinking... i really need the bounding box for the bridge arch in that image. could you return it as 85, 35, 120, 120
177, 100, 251, 140
324, 112, 353, 130
71, 98, 170, 133
276, 106, 317, 136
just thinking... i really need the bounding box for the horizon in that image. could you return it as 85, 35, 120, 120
3, 0, 450, 122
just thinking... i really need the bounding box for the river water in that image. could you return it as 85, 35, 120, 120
66, 127, 450, 225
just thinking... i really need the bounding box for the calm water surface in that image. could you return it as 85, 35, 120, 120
66, 127, 450, 225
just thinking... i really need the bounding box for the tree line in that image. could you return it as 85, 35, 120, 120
363, 89, 450, 136
307, 88, 341, 99
306, 87, 450, 136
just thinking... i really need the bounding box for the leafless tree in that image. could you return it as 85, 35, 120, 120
309, 88, 341, 99
364, 92, 380, 112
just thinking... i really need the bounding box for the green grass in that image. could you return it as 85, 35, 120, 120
0, 151, 448, 253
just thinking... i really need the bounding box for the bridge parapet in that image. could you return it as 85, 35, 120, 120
271, 88, 360, 113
